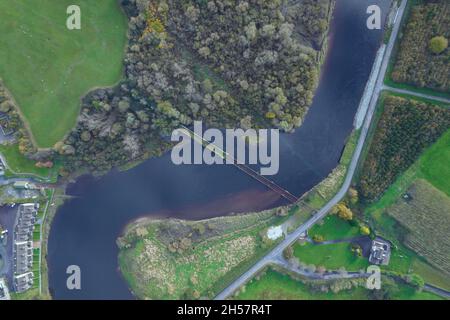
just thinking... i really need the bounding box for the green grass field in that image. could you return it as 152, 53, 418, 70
0, 144, 52, 177
32, 248, 40, 289
309, 215, 361, 241
290, 214, 367, 271
293, 242, 369, 271
234, 269, 443, 300
417, 130, 450, 196
0, 144, 62, 182
0, 0, 127, 147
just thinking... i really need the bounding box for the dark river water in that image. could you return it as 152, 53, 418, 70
48, 0, 391, 299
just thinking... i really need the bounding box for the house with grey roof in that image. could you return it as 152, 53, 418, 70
14, 272, 34, 293
0, 278, 11, 300
12, 203, 39, 292
369, 237, 391, 266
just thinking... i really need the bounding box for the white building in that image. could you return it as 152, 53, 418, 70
0, 278, 11, 300
267, 226, 283, 240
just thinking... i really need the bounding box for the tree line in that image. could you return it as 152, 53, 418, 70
359, 95, 450, 201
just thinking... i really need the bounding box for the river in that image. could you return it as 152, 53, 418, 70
48, 0, 391, 299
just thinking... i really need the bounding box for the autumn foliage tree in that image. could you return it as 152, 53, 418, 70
335, 203, 353, 221
429, 36, 448, 54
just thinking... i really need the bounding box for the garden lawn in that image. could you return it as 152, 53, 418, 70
293, 242, 369, 271
418, 129, 450, 196
0, 0, 127, 147
0, 144, 52, 178
310, 215, 360, 241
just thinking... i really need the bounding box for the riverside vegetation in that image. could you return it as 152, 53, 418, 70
117, 209, 289, 299
1, 0, 334, 176
62, 0, 333, 174
117, 127, 360, 300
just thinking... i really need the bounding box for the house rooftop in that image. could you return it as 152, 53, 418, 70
0, 278, 11, 300
369, 237, 391, 266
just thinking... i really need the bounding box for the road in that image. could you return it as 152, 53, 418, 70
424, 284, 450, 299
274, 256, 450, 299
271, 255, 369, 281
307, 235, 369, 246
383, 85, 450, 105
215, 0, 409, 300
0, 244, 9, 276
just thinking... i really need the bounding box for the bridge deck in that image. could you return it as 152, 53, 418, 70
178, 127, 299, 204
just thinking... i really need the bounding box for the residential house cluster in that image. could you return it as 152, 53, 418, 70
13, 203, 39, 293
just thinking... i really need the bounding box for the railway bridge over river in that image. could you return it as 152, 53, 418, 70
178, 126, 299, 204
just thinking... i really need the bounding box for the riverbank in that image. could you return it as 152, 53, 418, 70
48, 0, 391, 299
117, 208, 287, 299
39, 187, 67, 299
116, 126, 361, 300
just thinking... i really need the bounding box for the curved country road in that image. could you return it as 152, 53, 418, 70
274, 256, 450, 299
215, 0, 408, 300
